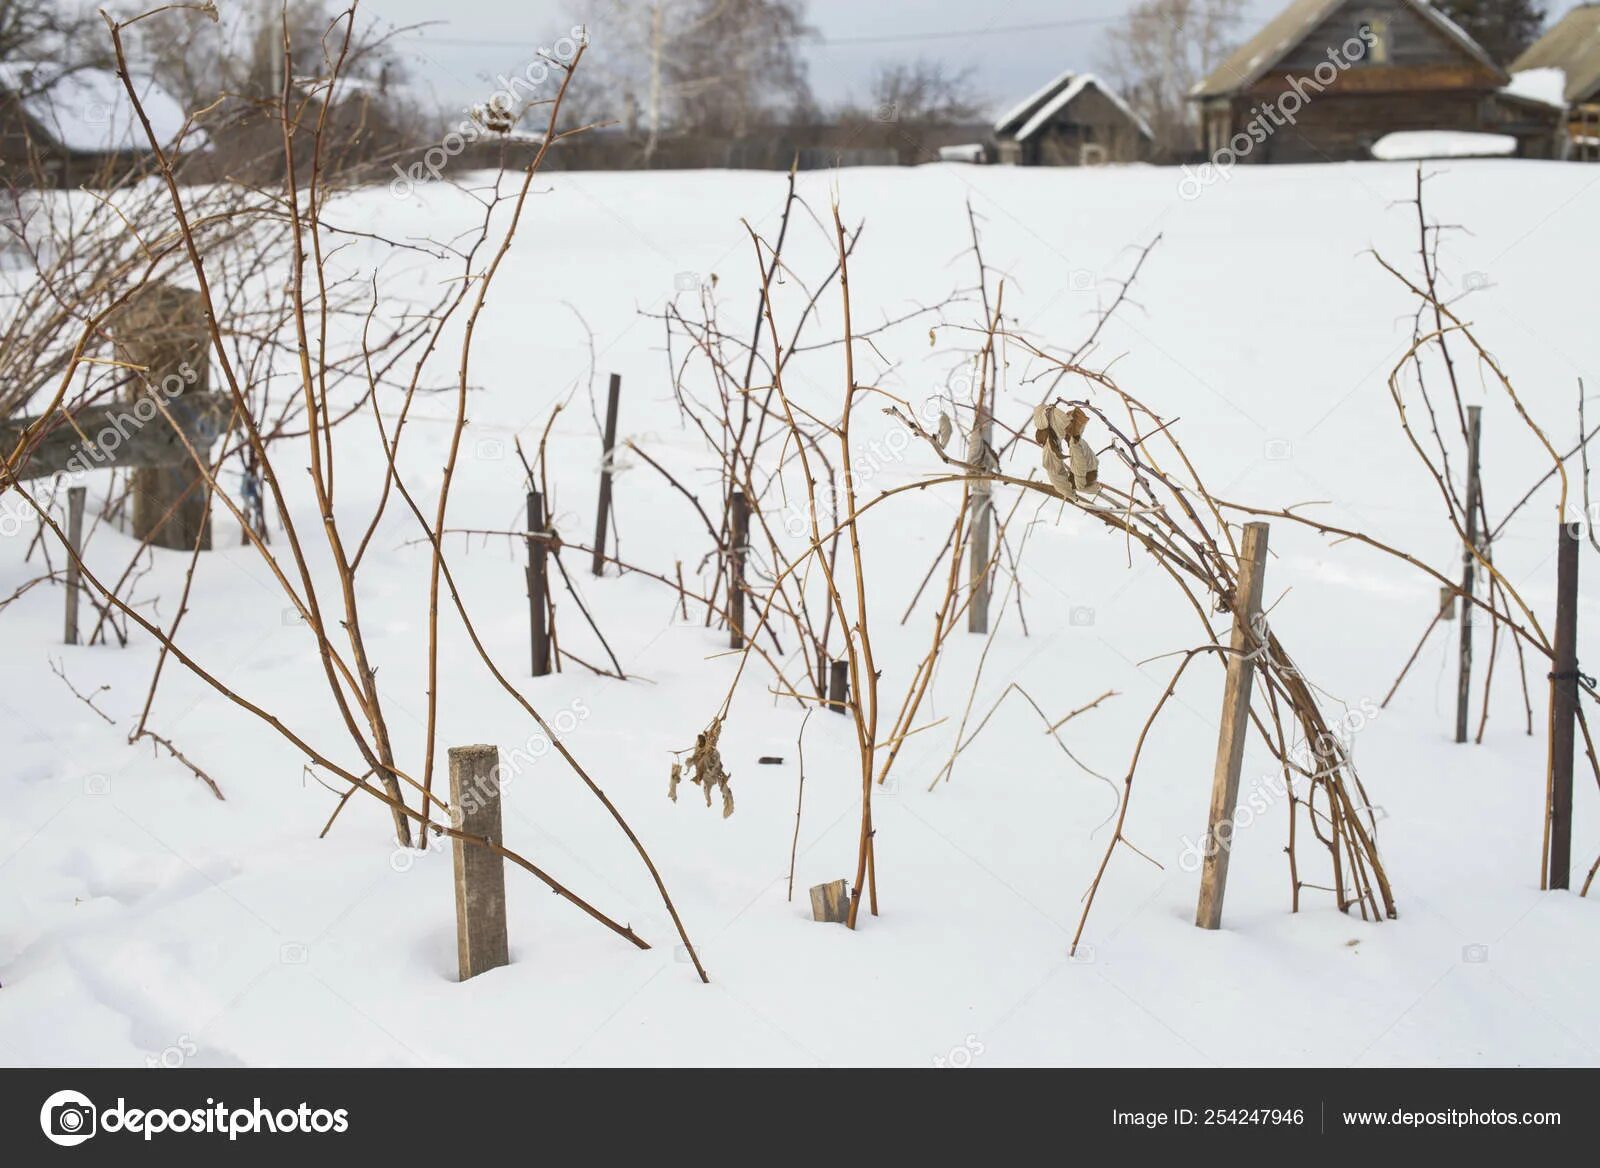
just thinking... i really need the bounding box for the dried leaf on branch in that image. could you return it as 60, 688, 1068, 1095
1034, 403, 1098, 500
669, 717, 735, 818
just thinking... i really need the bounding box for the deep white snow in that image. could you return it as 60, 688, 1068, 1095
2, 159, 1597, 1067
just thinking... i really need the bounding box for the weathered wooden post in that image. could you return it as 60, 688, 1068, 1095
966, 400, 993, 634
63, 486, 86, 645
1456, 405, 1483, 743
828, 658, 849, 715
113, 284, 214, 552
728, 489, 749, 650
809, 879, 849, 923
591, 372, 622, 576
526, 490, 551, 677
1547, 521, 1581, 890
449, 744, 510, 981
1196, 522, 1270, 930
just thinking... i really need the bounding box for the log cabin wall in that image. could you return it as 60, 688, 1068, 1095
1196, 0, 1558, 162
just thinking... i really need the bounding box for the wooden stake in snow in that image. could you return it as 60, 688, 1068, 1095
64, 486, 86, 646
828, 658, 849, 715
809, 879, 849, 923
591, 372, 622, 576
728, 489, 749, 649
1196, 522, 1270, 931
526, 490, 551, 677
114, 284, 215, 552
966, 400, 993, 635
1456, 405, 1483, 744
1547, 521, 1581, 891
449, 745, 510, 981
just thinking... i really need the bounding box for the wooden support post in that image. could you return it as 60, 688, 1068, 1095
809, 879, 849, 923
966, 400, 993, 634
828, 658, 850, 715
113, 284, 215, 552
63, 486, 85, 646
1547, 521, 1581, 891
591, 372, 621, 576
1456, 405, 1483, 744
526, 490, 551, 677
728, 489, 749, 650
449, 745, 510, 981
1196, 522, 1270, 931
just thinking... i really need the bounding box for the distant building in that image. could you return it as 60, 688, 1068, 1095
993, 72, 1152, 166
0, 63, 202, 187
1512, 5, 1600, 160
1189, 0, 1564, 163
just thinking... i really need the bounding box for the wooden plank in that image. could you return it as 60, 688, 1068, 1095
828, 658, 850, 714
1196, 522, 1271, 931
1457, 405, 1482, 744
809, 879, 849, 923
449, 744, 510, 981
116, 284, 215, 552
526, 490, 551, 677
591, 372, 621, 576
1547, 523, 1581, 890
966, 400, 993, 634
64, 486, 85, 646
2, 392, 227, 483
728, 489, 749, 650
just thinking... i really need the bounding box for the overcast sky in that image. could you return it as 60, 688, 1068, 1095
348, 0, 1238, 115
114, 0, 1592, 117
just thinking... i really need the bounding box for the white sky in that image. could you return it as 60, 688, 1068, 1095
338, 0, 1261, 114
101, 0, 1596, 116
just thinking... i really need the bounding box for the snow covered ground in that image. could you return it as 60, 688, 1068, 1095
2, 158, 1597, 1067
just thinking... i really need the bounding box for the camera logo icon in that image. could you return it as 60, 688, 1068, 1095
40, 1089, 97, 1146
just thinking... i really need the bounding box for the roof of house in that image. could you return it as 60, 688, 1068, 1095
1512, 5, 1600, 104
994, 72, 1152, 141
0, 62, 200, 155
1191, 0, 1505, 100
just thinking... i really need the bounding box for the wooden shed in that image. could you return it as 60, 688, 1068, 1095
1512, 5, 1600, 160
0, 62, 201, 187
1189, 0, 1561, 162
993, 72, 1152, 166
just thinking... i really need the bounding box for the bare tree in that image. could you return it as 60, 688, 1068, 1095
865, 57, 984, 125
1100, 0, 1244, 155
573, 0, 811, 162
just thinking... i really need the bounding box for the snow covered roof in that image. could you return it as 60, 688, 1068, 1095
994, 69, 1079, 136
0, 62, 202, 156
1371, 130, 1517, 160
1192, 0, 1505, 99
1512, 6, 1600, 104
1502, 67, 1569, 110
995, 72, 1152, 142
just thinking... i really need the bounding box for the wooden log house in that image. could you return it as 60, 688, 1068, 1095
993, 72, 1153, 166
1189, 0, 1565, 162
1512, 5, 1600, 161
